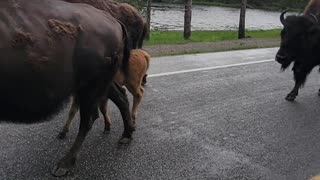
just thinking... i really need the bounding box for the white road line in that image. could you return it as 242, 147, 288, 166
148, 59, 274, 78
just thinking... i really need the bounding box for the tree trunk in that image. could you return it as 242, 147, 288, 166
184, 0, 192, 39
238, 0, 247, 39
146, 0, 151, 40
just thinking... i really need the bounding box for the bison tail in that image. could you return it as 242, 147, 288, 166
119, 22, 132, 77
138, 22, 148, 49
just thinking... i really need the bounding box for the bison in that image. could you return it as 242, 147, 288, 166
115, 49, 150, 125
65, 0, 147, 49
275, 1, 320, 101
0, 0, 134, 177
58, 49, 151, 138
305, 0, 320, 18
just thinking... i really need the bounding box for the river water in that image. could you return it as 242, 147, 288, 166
150, 4, 291, 31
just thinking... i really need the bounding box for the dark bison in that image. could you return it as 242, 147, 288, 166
275, 1, 320, 101
65, 0, 147, 49
58, 49, 150, 138
0, 0, 134, 177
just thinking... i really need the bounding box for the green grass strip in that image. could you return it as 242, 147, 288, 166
145, 29, 281, 45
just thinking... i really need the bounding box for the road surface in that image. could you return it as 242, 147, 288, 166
1, 48, 320, 180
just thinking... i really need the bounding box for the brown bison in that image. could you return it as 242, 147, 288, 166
0, 0, 134, 177
275, 0, 320, 101
58, 49, 150, 138
65, 0, 147, 49
304, 0, 320, 17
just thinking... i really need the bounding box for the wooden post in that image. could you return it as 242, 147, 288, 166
238, 0, 247, 39
184, 0, 192, 39
146, 0, 151, 40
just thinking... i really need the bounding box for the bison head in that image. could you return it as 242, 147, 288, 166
276, 10, 320, 71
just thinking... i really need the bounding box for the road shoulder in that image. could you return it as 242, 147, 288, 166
144, 38, 280, 57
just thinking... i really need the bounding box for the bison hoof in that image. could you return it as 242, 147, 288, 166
51, 165, 70, 177
57, 131, 67, 139
285, 94, 296, 101
51, 157, 76, 177
118, 137, 132, 144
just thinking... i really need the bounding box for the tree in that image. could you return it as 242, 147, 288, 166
238, 0, 247, 39
184, 0, 192, 39
146, 0, 151, 40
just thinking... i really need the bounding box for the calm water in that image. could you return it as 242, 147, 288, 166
150, 4, 291, 31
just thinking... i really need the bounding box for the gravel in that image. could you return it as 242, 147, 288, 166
143, 38, 280, 57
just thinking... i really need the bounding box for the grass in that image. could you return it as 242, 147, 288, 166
144, 29, 281, 46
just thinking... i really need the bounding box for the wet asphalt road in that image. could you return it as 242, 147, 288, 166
2, 48, 320, 180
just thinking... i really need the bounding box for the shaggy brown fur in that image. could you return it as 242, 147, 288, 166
65, 0, 147, 48
59, 49, 150, 137
48, 19, 79, 38
11, 31, 34, 47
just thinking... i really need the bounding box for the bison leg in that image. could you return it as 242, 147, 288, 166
52, 99, 99, 176
108, 82, 135, 144
286, 68, 310, 101
99, 96, 111, 133
57, 96, 79, 139
129, 85, 144, 126
286, 82, 301, 101
52, 78, 107, 177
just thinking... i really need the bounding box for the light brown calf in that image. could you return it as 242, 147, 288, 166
58, 49, 150, 138
114, 49, 150, 124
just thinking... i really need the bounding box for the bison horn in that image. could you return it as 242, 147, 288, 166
280, 10, 289, 26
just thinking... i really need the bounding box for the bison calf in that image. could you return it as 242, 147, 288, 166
58, 49, 150, 138
114, 49, 150, 125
